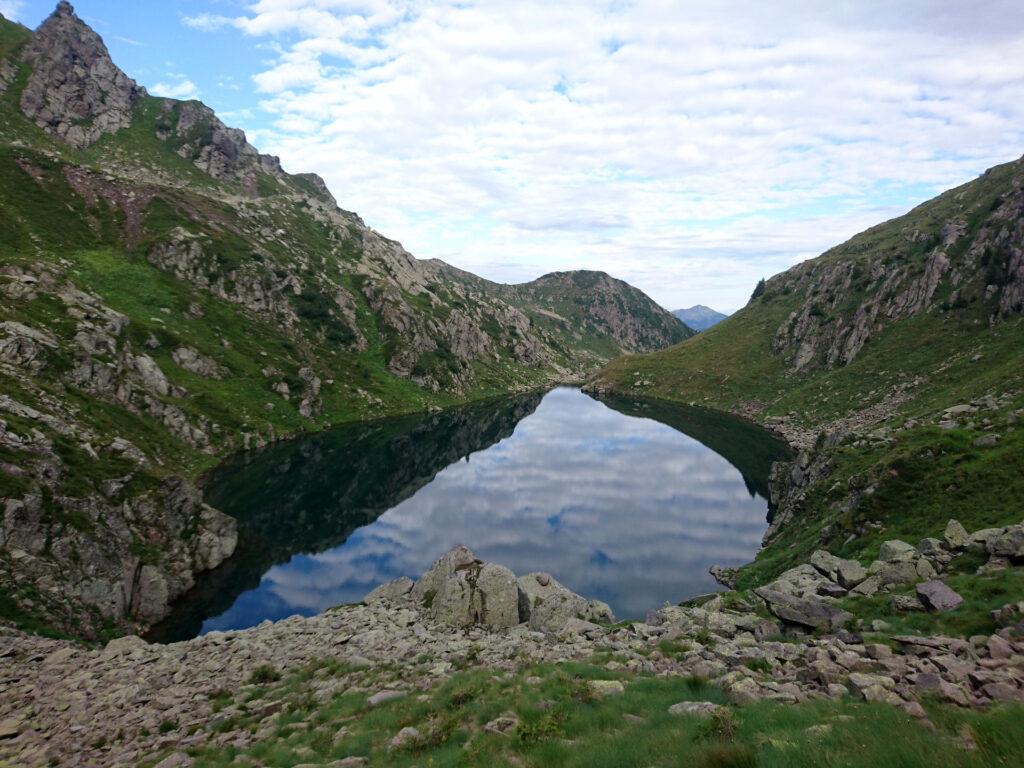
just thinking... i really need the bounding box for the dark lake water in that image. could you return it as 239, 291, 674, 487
148, 387, 789, 642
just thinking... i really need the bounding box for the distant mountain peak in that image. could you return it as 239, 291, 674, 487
672, 305, 728, 332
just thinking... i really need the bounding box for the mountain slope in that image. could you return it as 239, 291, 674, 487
672, 304, 727, 331
0, 3, 684, 638
592, 155, 1024, 586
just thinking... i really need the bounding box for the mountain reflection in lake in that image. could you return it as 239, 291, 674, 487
148, 387, 789, 642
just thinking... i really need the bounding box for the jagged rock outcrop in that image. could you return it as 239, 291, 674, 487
765, 155, 1024, 372
155, 99, 285, 192
379, 546, 616, 633
18, 1, 143, 148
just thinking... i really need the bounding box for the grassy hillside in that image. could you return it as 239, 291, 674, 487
593, 155, 1024, 592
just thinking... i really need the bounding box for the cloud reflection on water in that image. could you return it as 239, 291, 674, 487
200, 388, 771, 633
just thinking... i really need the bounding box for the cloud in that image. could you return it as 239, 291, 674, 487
186, 0, 1024, 311
150, 78, 200, 100
0, 0, 23, 20
111, 35, 143, 47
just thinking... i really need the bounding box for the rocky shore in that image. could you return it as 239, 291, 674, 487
2, 525, 1022, 767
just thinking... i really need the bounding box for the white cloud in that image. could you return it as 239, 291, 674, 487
187, 0, 1024, 311
150, 78, 200, 100
0, 0, 23, 20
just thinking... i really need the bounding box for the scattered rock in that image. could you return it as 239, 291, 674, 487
668, 701, 724, 718
389, 726, 420, 750
588, 680, 626, 697
367, 690, 405, 707
916, 581, 964, 612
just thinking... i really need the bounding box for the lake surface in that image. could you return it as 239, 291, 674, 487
148, 387, 789, 642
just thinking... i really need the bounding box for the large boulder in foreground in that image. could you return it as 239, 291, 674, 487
430, 560, 521, 629
364, 546, 614, 632
410, 545, 478, 604
517, 572, 615, 632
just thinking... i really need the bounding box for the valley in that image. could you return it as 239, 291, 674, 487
1, 3, 1023, 768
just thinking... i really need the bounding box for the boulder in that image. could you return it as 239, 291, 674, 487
754, 587, 853, 632
836, 559, 868, 588
916, 581, 964, 612
363, 576, 414, 605
389, 726, 420, 751
430, 561, 521, 629
917, 537, 951, 564
872, 560, 919, 588
763, 564, 832, 599
411, 545, 479, 604
943, 519, 969, 549
890, 594, 924, 613
517, 571, 614, 632
668, 701, 725, 717
988, 525, 1024, 559
878, 540, 916, 562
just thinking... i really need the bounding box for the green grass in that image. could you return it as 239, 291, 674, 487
166, 658, 1024, 768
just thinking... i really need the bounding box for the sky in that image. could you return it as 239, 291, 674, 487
5, 1, 1024, 312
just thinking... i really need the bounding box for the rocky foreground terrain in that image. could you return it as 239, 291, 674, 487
2, 518, 1022, 767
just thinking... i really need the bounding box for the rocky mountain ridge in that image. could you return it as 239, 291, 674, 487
0, 3, 686, 638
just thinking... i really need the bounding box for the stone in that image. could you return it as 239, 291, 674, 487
874, 560, 920, 588
986, 634, 1013, 660
518, 571, 614, 632
589, 680, 626, 697
916, 581, 964, 612
850, 576, 881, 597
973, 434, 999, 448
810, 550, 843, 579
988, 525, 1024, 559
484, 714, 519, 735
725, 677, 764, 705
559, 617, 603, 636
992, 601, 1024, 628
431, 561, 521, 629
982, 682, 1022, 702
878, 540, 917, 562
915, 673, 970, 707
389, 726, 420, 750
411, 545, 479, 603
363, 577, 414, 605
171, 346, 226, 379
835, 559, 868, 588
153, 754, 194, 768
668, 701, 724, 717
0, 718, 21, 739
944, 519, 969, 549
754, 587, 854, 632
367, 690, 405, 707
891, 594, 924, 613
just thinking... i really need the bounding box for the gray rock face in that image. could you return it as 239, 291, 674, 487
916, 581, 964, 612
430, 561, 521, 630
878, 540, 916, 562
363, 577, 414, 605
517, 571, 614, 633
411, 545, 478, 604
944, 519, 969, 549
19, 2, 143, 148
754, 587, 854, 632
988, 525, 1024, 559
172, 346, 226, 379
